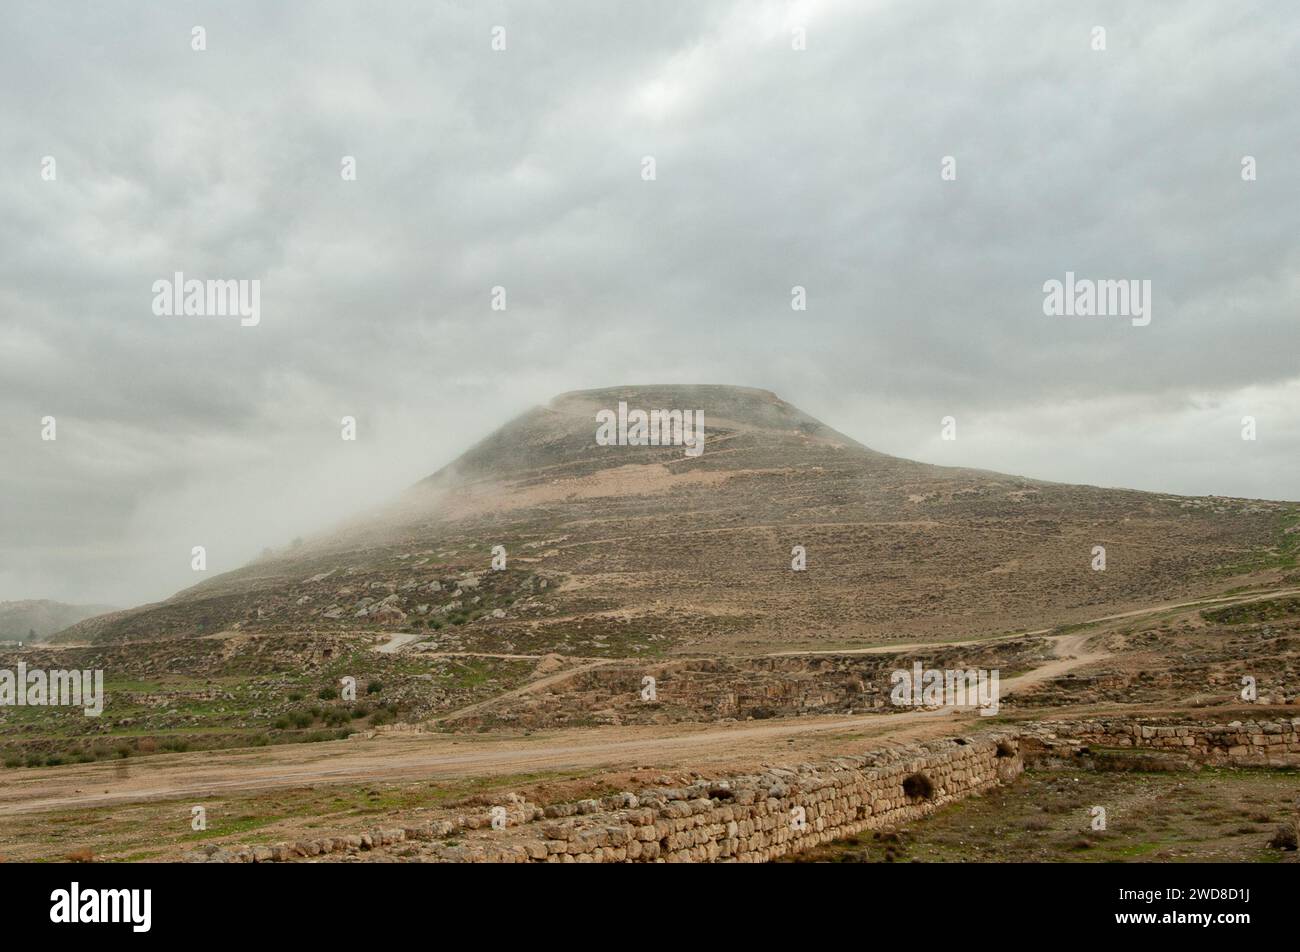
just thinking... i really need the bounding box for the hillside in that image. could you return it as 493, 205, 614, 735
54, 385, 1298, 650
0, 600, 116, 642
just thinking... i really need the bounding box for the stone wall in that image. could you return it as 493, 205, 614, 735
184, 731, 1022, 863
527, 734, 1023, 864
1024, 716, 1300, 767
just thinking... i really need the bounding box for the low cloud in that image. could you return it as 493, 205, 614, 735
1, 0, 1296, 604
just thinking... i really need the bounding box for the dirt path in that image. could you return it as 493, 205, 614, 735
1021, 586, 1300, 633
766, 587, 1300, 657
374, 633, 420, 654
0, 708, 996, 819
0, 627, 1099, 817
1007, 631, 1106, 687
0, 585, 1285, 819
425, 658, 619, 724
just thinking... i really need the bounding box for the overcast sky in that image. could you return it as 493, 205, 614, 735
2, 0, 1298, 607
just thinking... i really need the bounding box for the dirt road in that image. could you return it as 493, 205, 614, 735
0, 585, 1284, 819
0, 627, 1097, 817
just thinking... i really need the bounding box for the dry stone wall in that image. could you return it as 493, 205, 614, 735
1025, 716, 1300, 767
184, 732, 1022, 863
181, 716, 1299, 864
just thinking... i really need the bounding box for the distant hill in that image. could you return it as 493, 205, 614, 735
53, 385, 1299, 650
0, 600, 117, 642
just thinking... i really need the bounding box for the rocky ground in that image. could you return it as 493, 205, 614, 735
781, 767, 1300, 863
1014, 597, 1300, 711
6, 386, 1299, 863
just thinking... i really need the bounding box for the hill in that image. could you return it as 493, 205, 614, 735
0, 600, 116, 642
54, 385, 1298, 651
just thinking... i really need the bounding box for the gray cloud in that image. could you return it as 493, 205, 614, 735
1, 0, 1297, 605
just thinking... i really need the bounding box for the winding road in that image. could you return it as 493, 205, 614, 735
0, 585, 1290, 819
